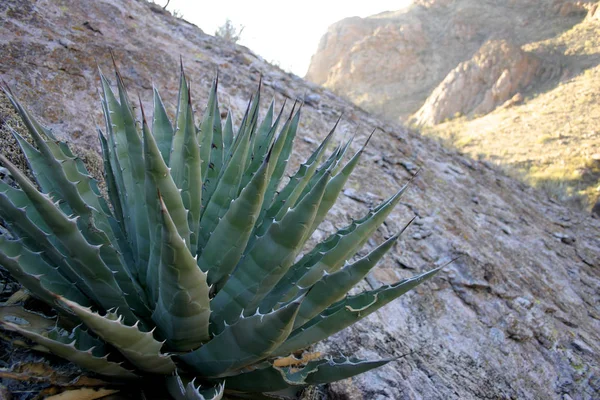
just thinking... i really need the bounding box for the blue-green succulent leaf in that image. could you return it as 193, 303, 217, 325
0, 155, 138, 323
261, 178, 415, 312
0, 320, 138, 379
60, 297, 176, 374
152, 87, 174, 165
180, 298, 301, 378
199, 152, 270, 289
210, 169, 329, 328
152, 196, 211, 350
167, 376, 225, 400
224, 356, 393, 392
273, 266, 443, 356
0, 237, 90, 309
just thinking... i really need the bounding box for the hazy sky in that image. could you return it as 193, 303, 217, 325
164, 0, 413, 77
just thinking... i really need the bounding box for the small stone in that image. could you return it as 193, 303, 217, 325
460, 158, 475, 170
501, 226, 511, 235
58, 38, 73, 48
400, 160, 418, 172
489, 327, 505, 344
553, 232, 576, 244
412, 231, 432, 240
572, 340, 595, 356
302, 136, 318, 145
304, 93, 321, 106
561, 236, 575, 245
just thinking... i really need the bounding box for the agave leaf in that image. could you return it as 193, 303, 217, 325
202, 79, 224, 208
296, 182, 412, 288
152, 196, 211, 351
9, 123, 121, 248
222, 363, 299, 394
227, 95, 252, 158
198, 152, 271, 289
237, 101, 286, 201
99, 73, 140, 255
222, 111, 234, 158
152, 87, 175, 165
2, 92, 76, 209
239, 80, 261, 151
0, 237, 90, 309
0, 155, 138, 323
6, 103, 131, 273
8, 128, 64, 202
199, 78, 218, 184
292, 225, 411, 329
168, 73, 202, 252
261, 104, 301, 213
140, 110, 162, 303
196, 118, 252, 252
113, 65, 151, 271
141, 107, 192, 249
252, 120, 337, 239
170, 62, 191, 185
0, 321, 138, 379
167, 376, 225, 400
224, 356, 393, 393
10, 128, 147, 315
60, 297, 176, 374
167, 88, 202, 254
249, 100, 274, 163
273, 266, 443, 357
99, 81, 130, 238
306, 131, 374, 238
0, 184, 71, 267
0, 184, 102, 303
210, 169, 329, 328
240, 100, 273, 182
260, 178, 415, 312
98, 129, 126, 235
180, 299, 301, 378
0, 86, 56, 141
302, 356, 395, 385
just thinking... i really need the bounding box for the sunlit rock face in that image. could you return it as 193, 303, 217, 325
1, 1, 599, 399
305, 0, 593, 122
413, 39, 542, 125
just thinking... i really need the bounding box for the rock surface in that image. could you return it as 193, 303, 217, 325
1, 1, 600, 399
305, 0, 596, 122
413, 40, 541, 125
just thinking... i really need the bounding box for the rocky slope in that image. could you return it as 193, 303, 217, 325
1, 1, 600, 399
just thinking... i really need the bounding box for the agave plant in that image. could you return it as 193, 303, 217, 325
0, 60, 442, 399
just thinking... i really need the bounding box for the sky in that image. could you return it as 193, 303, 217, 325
164, 0, 414, 77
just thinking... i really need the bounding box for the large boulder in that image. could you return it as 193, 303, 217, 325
412, 40, 541, 125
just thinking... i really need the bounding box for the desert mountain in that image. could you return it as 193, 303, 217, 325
306, 0, 600, 211
0, 1, 599, 399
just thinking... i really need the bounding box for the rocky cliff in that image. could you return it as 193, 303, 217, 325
305, 0, 593, 122
412, 39, 542, 125
1, 1, 599, 399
